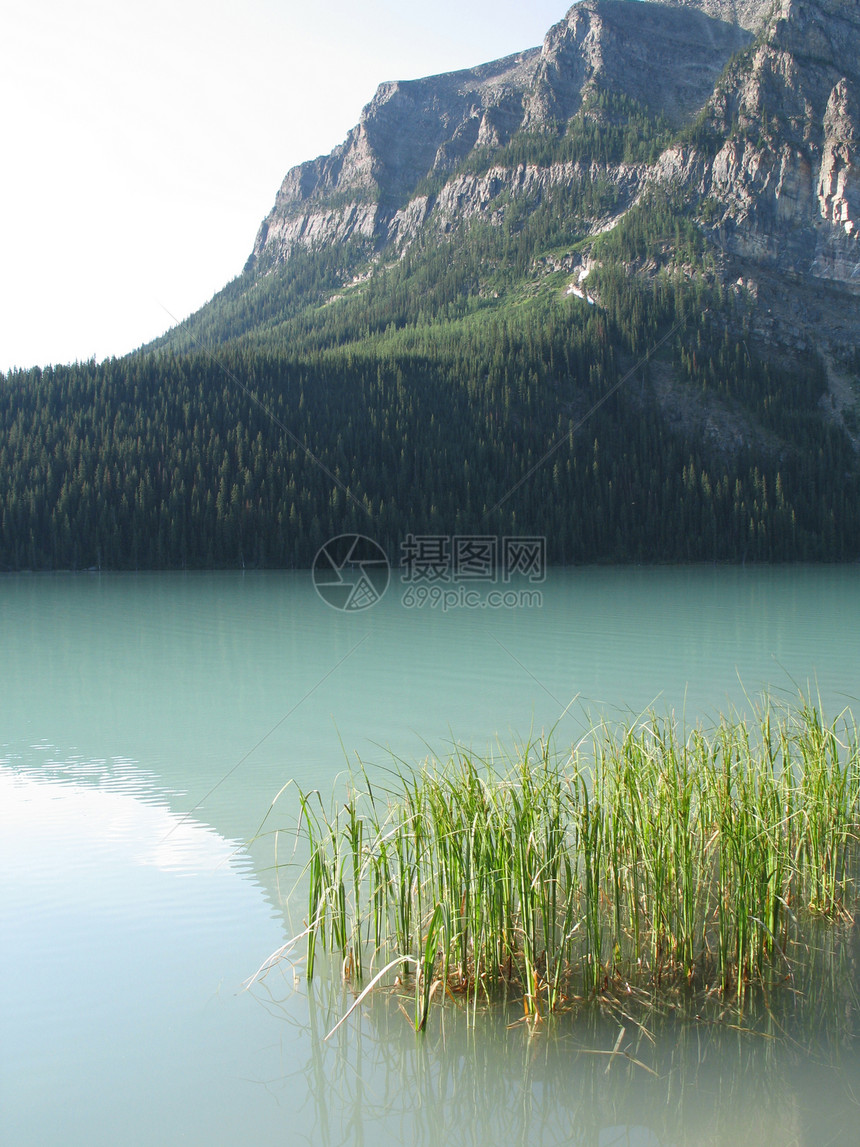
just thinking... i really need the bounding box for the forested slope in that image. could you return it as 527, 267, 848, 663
3, 204, 856, 569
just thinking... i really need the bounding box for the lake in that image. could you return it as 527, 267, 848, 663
2, 566, 858, 1145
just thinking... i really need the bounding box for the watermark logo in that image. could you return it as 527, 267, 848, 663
400, 535, 544, 610
312, 534, 391, 612
312, 534, 545, 612
401, 585, 543, 612
400, 535, 545, 585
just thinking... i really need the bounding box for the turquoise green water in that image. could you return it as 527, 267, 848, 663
1, 568, 858, 1145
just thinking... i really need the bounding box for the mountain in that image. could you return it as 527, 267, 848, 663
160, 0, 858, 396
244, 0, 752, 269
233, 0, 858, 353
1, 0, 859, 571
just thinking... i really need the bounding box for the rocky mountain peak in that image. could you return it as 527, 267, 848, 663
248, 0, 753, 270
245, 0, 859, 363
522, 0, 750, 128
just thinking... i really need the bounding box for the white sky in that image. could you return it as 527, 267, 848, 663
0, 0, 573, 373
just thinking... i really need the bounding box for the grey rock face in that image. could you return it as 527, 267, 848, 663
247, 0, 749, 269
246, 0, 860, 344
675, 0, 860, 294
249, 49, 542, 267
522, 0, 750, 127
639, 0, 777, 34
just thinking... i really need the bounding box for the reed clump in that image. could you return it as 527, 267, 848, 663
291, 695, 860, 1027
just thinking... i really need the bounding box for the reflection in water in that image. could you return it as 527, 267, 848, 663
0, 764, 287, 1147
4, 570, 860, 1145
251, 937, 860, 1147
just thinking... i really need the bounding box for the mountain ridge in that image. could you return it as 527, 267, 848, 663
150, 0, 860, 407
245, 0, 757, 273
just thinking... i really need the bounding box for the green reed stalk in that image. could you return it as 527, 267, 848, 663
289, 693, 860, 1026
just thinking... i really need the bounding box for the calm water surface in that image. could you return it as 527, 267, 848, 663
2, 568, 858, 1145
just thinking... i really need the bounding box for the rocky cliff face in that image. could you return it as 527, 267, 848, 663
250, 49, 543, 266
688, 0, 860, 271
246, 0, 859, 360
521, 0, 751, 127
247, 0, 751, 268
632, 0, 860, 366
641, 0, 775, 33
